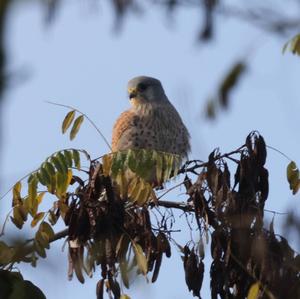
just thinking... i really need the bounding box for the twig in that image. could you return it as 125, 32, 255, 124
266, 145, 293, 162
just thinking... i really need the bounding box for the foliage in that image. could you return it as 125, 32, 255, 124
204, 61, 247, 119
1, 121, 300, 298
0, 270, 46, 299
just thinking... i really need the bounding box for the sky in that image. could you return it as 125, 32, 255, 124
1, 1, 300, 298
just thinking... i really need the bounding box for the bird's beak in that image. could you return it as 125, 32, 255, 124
128, 87, 138, 99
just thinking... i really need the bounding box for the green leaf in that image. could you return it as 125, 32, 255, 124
44, 161, 56, 176
72, 150, 81, 170
132, 242, 147, 275
127, 149, 137, 173
70, 115, 84, 140
50, 155, 65, 173
56, 152, 69, 173
247, 282, 260, 299
111, 151, 127, 177
38, 166, 51, 186
63, 150, 73, 168
62, 110, 76, 134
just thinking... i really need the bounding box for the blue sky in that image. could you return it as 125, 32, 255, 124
1, 1, 300, 298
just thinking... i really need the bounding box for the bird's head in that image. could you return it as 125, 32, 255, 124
127, 76, 167, 108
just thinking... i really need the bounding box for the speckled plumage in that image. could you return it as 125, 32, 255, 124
112, 76, 190, 158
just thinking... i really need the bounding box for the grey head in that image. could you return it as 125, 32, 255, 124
127, 76, 168, 105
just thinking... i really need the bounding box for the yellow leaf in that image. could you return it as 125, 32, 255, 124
12, 181, 22, 206
115, 171, 128, 199
287, 161, 300, 194
135, 182, 151, 206
62, 110, 76, 134
70, 115, 84, 140
60, 169, 73, 195
11, 207, 25, 229
132, 242, 147, 275
40, 221, 55, 240
120, 295, 131, 299
247, 282, 260, 299
31, 212, 45, 227
127, 176, 140, 201
102, 154, 113, 177
55, 171, 66, 197
154, 151, 163, 184
37, 192, 46, 205
283, 34, 300, 56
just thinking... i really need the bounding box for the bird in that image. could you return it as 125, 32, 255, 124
112, 76, 190, 158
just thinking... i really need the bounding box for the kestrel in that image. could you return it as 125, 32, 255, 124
112, 76, 190, 158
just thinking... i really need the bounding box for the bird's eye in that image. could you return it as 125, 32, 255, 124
137, 83, 147, 91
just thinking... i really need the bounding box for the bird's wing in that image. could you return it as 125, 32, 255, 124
111, 110, 138, 152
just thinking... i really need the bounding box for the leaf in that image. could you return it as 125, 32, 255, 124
56, 152, 69, 173
120, 295, 131, 299
153, 151, 163, 184
38, 166, 51, 186
132, 242, 147, 275
48, 210, 58, 225
135, 182, 152, 206
111, 151, 127, 177
31, 212, 45, 227
283, 34, 300, 56
63, 150, 73, 168
70, 115, 84, 140
286, 161, 300, 194
28, 176, 38, 217
247, 282, 260, 299
62, 110, 76, 134
37, 192, 46, 205
34, 239, 47, 258
51, 155, 65, 173
55, 171, 67, 197
0, 241, 14, 264
102, 154, 113, 177
44, 161, 56, 176
72, 150, 81, 170
115, 171, 128, 199
11, 207, 25, 229
40, 221, 55, 240
12, 181, 22, 206
36, 230, 50, 249
163, 153, 174, 182
219, 61, 246, 108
